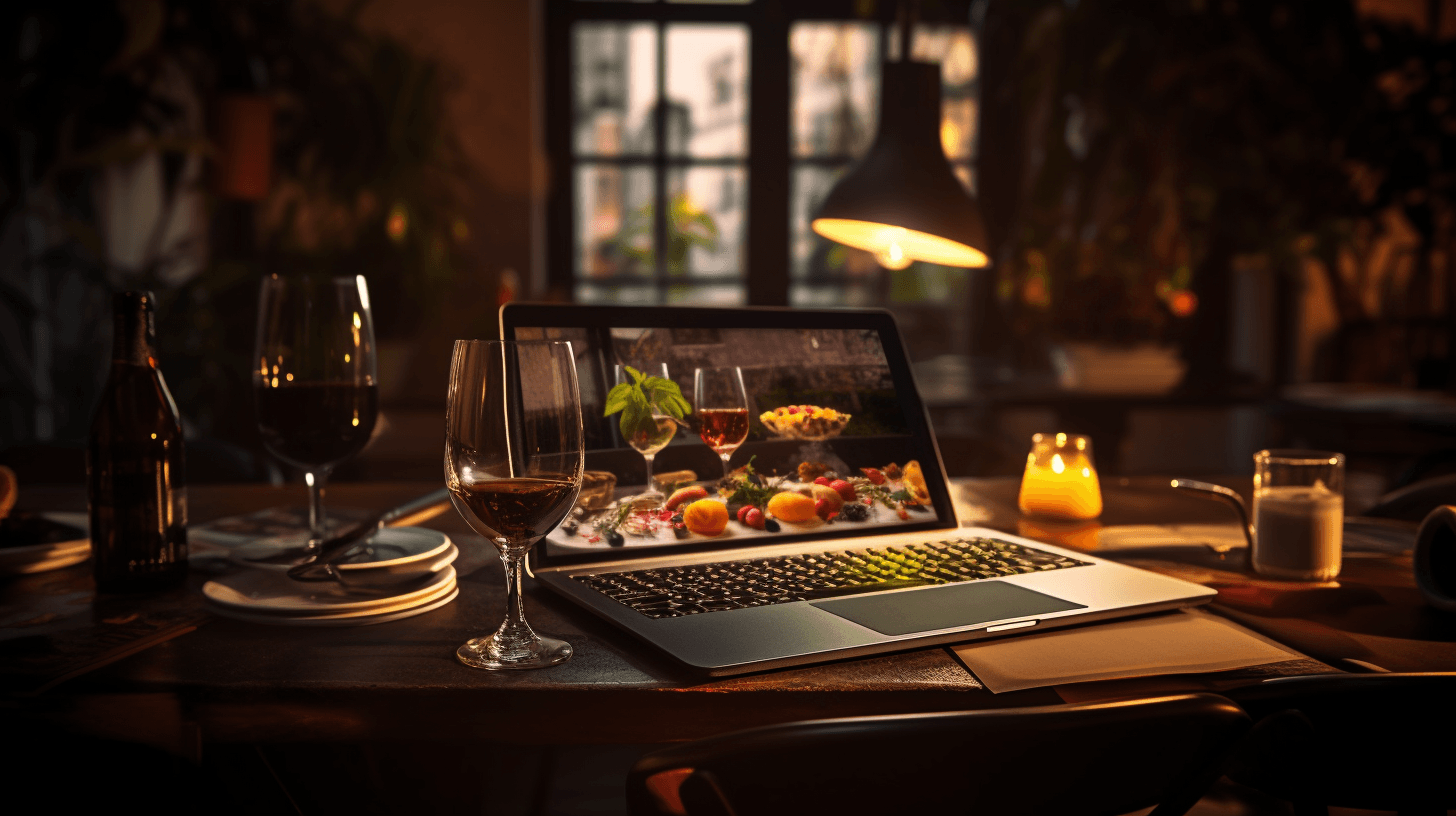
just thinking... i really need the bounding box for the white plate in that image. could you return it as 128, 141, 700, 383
227, 528, 452, 571
203, 564, 455, 614
0, 512, 91, 575
206, 586, 459, 627
205, 571, 457, 621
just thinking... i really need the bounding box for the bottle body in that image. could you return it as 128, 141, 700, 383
88, 292, 188, 593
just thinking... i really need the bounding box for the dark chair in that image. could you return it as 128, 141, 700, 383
627, 693, 1250, 816
1224, 673, 1456, 816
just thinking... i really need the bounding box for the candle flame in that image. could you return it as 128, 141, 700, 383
1051, 453, 1065, 474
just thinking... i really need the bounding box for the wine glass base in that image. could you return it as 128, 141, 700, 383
456, 633, 573, 671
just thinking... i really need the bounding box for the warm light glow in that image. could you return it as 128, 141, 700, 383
352, 416, 360, 427
353, 312, 362, 330
344, 353, 351, 363
812, 218, 989, 268
941, 119, 961, 156
874, 236, 913, 270
1168, 289, 1198, 318
285, 373, 294, 382
1018, 433, 1103, 521
271, 377, 278, 388
150, 433, 157, 439
386, 204, 408, 241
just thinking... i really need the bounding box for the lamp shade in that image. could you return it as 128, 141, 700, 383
811, 60, 990, 268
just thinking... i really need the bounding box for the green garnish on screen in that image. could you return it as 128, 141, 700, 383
604, 366, 692, 439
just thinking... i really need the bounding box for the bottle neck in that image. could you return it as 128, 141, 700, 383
112, 291, 158, 368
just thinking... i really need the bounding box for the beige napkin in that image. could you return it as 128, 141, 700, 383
950, 608, 1302, 693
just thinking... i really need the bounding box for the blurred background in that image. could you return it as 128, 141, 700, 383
4, 0, 1456, 510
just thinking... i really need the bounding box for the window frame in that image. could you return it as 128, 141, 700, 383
543, 0, 974, 307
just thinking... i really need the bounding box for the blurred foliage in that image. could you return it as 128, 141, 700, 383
599, 191, 720, 276
1, 0, 472, 449
980, 0, 1456, 348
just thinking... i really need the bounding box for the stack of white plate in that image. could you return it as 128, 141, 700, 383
203, 528, 460, 626
0, 512, 90, 576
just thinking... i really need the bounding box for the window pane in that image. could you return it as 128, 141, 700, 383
576, 164, 655, 278
676, 166, 744, 276
665, 285, 745, 306
791, 23, 880, 158
575, 284, 660, 305
664, 24, 749, 157
790, 165, 844, 279
574, 23, 658, 156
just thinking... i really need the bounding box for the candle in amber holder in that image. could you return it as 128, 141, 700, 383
1018, 433, 1103, 520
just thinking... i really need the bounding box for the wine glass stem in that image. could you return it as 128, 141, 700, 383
643, 453, 656, 494
720, 453, 733, 479
306, 467, 330, 547
496, 547, 536, 649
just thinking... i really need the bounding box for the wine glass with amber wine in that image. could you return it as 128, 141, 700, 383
254, 274, 378, 552
445, 340, 583, 670
693, 366, 750, 480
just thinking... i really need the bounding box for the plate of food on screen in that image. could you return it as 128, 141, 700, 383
757, 405, 852, 441
549, 457, 933, 550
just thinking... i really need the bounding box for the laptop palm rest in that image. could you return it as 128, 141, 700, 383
811, 582, 1087, 637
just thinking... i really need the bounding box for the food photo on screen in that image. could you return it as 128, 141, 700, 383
511, 325, 942, 553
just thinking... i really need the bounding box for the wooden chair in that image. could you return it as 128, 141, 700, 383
627, 693, 1250, 816
1224, 673, 1456, 816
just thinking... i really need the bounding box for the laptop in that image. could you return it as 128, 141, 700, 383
503, 304, 1216, 676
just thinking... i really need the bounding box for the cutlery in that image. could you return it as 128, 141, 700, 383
285, 488, 451, 582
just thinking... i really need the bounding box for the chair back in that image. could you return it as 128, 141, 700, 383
628, 693, 1249, 816
1225, 673, 1456, 813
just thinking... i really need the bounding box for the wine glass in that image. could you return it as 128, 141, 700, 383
614, 363, 677, 507
693, 366, 749, 480
254, 274, 378, 552
445, 340, 583, 670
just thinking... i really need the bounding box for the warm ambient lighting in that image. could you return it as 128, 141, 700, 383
811, 58, 990, 269
1018, 433, 1103, 521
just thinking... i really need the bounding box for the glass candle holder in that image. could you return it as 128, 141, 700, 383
1018, 433, 1103, 521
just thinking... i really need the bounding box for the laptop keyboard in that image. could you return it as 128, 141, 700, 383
573, 536, 1092, 619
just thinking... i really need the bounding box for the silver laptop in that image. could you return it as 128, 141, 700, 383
504, 304, 1215, 676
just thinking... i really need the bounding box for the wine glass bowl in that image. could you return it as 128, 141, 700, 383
693, 367, 750, 479
445, 340, 583, 670
254, 274, 378, 551
615, 363, 676, 507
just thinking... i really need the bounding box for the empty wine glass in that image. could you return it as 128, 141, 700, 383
693, 366, 749, 480
614, 363, 676, 506
254, 274, 378, 552
445, 340, 583, 670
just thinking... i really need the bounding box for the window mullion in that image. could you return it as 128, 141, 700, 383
745, 2, 790, 306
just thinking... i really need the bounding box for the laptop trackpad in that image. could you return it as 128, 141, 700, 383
811, 581, 1086, 637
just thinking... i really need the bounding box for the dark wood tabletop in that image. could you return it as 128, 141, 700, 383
3, 477, 1453, 753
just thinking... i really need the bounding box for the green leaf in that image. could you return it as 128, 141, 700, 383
625, 365, 644, 384
603, 383, 634, 416
620, 391, 652, 439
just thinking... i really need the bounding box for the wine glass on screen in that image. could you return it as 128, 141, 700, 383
614, 363, 676, 507
254, 274, 378, 552
445, 340, 583, 670
693, 366, 749, 480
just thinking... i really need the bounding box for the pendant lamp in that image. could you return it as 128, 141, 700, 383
811, 45, 990, 269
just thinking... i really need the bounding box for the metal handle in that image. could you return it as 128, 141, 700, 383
1171, 479, 1255, 567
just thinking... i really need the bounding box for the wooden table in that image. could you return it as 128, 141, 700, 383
3, 477, 1453, 757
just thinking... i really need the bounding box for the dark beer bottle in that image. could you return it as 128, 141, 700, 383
88, 291, 188, 592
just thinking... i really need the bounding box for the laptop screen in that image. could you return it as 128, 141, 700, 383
501, 305, 956, 568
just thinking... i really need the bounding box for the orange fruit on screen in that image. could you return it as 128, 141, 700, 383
682, 498, 729, 536
767, 491, 817, 523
